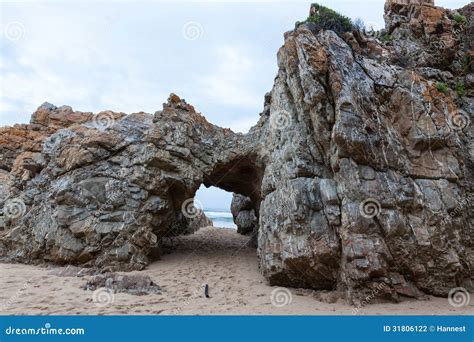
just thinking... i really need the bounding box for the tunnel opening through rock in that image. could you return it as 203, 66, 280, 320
202, 154, 262, 241
163, 155, 264, 255
202, 154, 264, 209
195, 185, 236, 229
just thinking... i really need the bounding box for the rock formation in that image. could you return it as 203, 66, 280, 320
0, 0, 472, 303
231, 194, 258, 235
83, 273, 162, 295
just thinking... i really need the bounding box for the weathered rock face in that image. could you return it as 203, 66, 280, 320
0, 96, 258, 271
384, 0, 472, 73
0, 0, 472, 303
0, 103, 95, 229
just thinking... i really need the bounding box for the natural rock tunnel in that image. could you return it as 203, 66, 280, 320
0, 1, 472, 304
203, 155, 264, 206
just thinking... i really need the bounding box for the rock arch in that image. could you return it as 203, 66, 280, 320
203, 154, 263, 204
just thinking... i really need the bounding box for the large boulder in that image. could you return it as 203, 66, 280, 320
231, 194, 258, 235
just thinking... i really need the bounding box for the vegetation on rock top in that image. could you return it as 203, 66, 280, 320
302, 3, 353, 35
452, 13, 467, 24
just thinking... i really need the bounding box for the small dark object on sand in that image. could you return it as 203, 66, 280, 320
204, 284, 210, 298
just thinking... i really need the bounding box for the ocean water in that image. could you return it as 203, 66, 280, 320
204, 210, 236, 229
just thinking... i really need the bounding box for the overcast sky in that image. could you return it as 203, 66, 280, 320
0, 0, 467, 211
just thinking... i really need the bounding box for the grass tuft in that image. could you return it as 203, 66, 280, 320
436, 82, 448, 94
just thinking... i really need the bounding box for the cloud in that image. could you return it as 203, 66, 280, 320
225, 117, 260, 134
199, 45, 263, 109
1, 0, 467, 129
0, 3, 171, 125
0, 2, 282, 129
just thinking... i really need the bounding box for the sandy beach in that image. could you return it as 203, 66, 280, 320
0, 227, 472, 316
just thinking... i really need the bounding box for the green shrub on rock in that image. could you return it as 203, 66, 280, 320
453, 13, 467, 24
436, 82, 448, 94
380, 33, 393, 43
455, 82, 465, 97
304, 3, 353, 36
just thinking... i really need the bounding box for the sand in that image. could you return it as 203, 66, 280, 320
0, 227, 472, 315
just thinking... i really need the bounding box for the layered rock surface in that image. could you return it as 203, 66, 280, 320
0, 0, 472, 303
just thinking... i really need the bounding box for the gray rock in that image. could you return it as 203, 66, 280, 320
83, 272, 161, 295
231, 194, 258, 235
